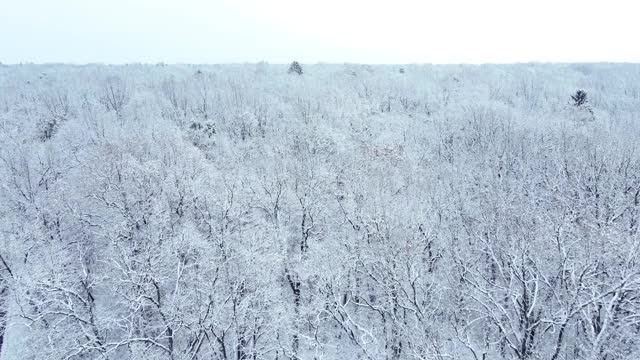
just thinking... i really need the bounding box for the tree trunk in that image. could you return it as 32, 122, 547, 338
0, 284, 7, 356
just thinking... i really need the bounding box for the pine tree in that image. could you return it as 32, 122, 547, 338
288, 61, 303, 75
571, 90, 588, 107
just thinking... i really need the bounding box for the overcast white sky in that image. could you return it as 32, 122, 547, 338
1, 0, 639, 64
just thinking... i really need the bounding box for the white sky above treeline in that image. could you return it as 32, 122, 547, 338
1, 0, 638, 64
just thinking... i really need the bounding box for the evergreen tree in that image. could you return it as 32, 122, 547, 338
571, 90, 588, 107
288, 61, 303, 75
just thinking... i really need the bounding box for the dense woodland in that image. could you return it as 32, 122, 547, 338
1, 63, 640, 360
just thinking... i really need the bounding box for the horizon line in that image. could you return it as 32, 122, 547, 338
3, 61, 640, 67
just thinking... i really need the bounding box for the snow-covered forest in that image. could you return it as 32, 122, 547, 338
1, 63, 640, 360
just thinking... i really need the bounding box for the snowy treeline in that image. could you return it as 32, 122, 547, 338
1, 63, 640, 360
